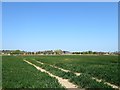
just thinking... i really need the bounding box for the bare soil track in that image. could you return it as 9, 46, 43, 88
24, 60, 81, 89
36, 60, 119, 89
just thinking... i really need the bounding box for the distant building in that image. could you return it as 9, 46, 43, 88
63, 51, 71, 54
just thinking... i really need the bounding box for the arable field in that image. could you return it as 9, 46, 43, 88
2, 55, 119, 89
2, 56, 64, 89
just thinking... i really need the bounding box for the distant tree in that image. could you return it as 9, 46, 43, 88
32, 52, 34, 55
84, 52, 88, 54
81, 52, 83, 54
72, 52, 75, 54
54, 49, 63, 55
11, 50, 21, 55
72, 52, 81, 54
46, 50, 53, 55
93, 52, 97, 54
88, 51, 92, 54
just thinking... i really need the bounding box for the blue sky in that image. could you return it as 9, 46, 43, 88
2, 2, 118, 52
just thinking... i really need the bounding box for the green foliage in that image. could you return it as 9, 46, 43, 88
70, 74, 112, 88
2, 56, 64, 88
54, 49, 63, 55
34, 55, 119, 86
10, 50, 22, 55
27, 59, 114, 89
2, 55, 119, 89
28, 59, 76, 79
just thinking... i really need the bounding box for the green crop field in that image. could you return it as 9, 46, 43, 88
2, 56, 64, 89
2, 55, 119, 89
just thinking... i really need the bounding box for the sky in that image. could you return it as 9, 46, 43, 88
2, 2, 118, 52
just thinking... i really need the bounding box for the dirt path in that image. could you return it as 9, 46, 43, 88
36, 61, 119, 89
36, 61, 81, 76
24, 60, 80, 89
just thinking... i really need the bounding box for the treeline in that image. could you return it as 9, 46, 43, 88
72, 51, 106, 55
72, 51, 120, 55
1, 49, 70, 55
72, 51, 96, 54
1, 50, 119, 55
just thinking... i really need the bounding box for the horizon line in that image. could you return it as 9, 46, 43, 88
1, 49, 118, 52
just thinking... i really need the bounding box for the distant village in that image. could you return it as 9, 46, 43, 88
0, 49, 119, 56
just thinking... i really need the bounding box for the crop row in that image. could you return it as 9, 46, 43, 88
27, 59, 114, 89
2, 56, 64, 88
33, 55, 119, 86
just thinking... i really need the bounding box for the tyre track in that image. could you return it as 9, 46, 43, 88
36, 60, 119, 89
24, 60, 80, 89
